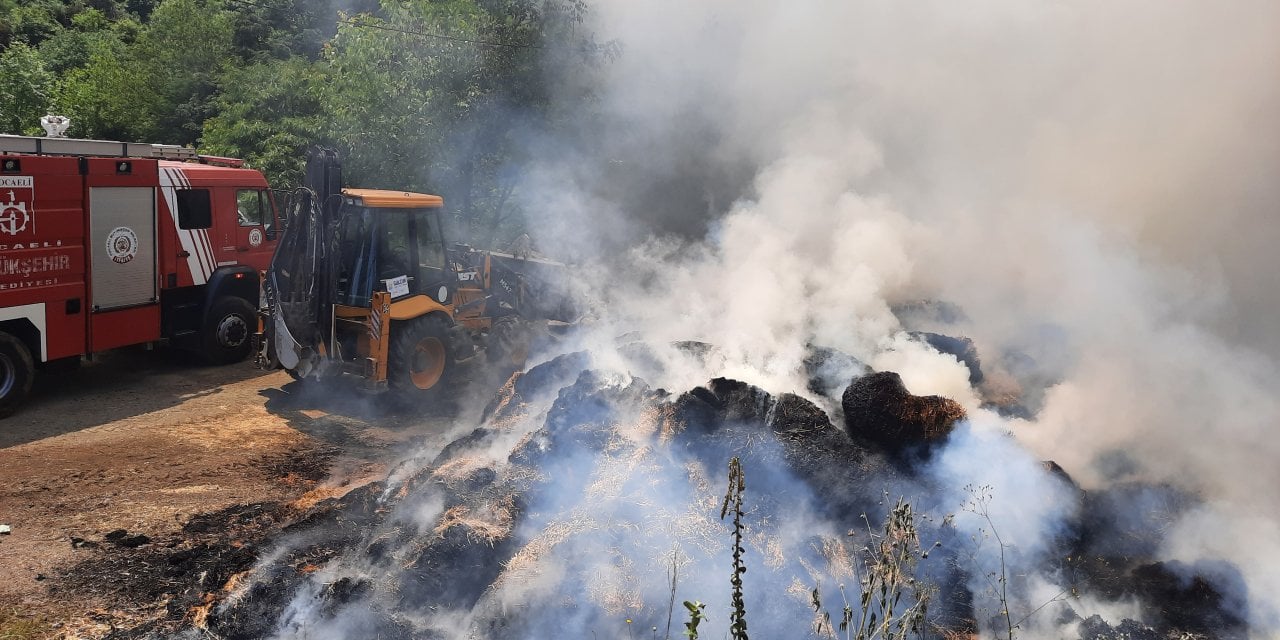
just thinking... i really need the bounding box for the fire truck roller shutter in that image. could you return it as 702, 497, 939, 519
89, 187, 157, 310
200, 266, 259, 364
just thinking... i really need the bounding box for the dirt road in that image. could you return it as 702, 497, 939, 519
0, 348, 461, 638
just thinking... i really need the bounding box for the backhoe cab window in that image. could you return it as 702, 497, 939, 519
336, 207, 448, 307
337, 209, 375, 307
379, 208, 449, 292
416, 209, 446, 275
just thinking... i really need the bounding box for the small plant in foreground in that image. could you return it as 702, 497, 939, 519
682, 600, 707, 639
665, 549, 680, 640
813, 496, 935, 640
720, 456, 749, 640
962, 485, 1072, 640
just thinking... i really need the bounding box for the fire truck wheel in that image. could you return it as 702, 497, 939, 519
203, 297, 256, 365
0, 332, 35, 419
389, 316, 454, 393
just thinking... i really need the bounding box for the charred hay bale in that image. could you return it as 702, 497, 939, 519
764, 392, 904, 516
1077, 576, 1246, 640
616, 341, 664, 377
432, 427, 495, 467
1128, 561, 1247, 636
892, 299, 968, 326
669, 379, 854, 452
1066, 556, 1246, 638
767, 392, 833, 435
841, 372, 965, 452
708, 377, 773, 423
292, 481, 386, 534
511, 370, 655, 466
398, 508, 520, 612
387, 429, 500, 499
672, 340, 719, 362
1072, 481, 1196, 559
664, 380, 900, 517
482, 351, 592, 422
208, 567, 306, 640
668, 377, 774, 434
514, 351, 591, 399
803, 346, 871, 399
910, 332, 983, 385
1077, 615, 1162, 640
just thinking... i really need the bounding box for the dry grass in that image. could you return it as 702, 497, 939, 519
492, 519, 582, 590
0, 609, 47, 640
289, 484, 355, 512
429, 455, 495, 493
586, 552, 643, 615
818, 536, 856, 580
432, 495, 516, 545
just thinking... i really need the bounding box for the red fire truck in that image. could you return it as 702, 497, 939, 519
0, 134, 281, 417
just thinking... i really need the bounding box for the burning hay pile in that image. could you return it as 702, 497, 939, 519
194, 341, 1245, 640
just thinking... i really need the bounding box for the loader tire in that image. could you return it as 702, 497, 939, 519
203, 297, 256, 365
389, 315, 454, 393
0, 332, 35, 419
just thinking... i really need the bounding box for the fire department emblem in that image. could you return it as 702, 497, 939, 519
248, 228, 264, 248
0, 177, 35, 237
106, 226, 139, 264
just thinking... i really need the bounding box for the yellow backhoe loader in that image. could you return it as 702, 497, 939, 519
259, 148, 575, 394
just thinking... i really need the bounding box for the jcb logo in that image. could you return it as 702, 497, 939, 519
0, 177, 35, 237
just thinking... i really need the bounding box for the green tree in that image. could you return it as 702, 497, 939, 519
56, 47, 150, 140
57, 0, 233, 143
38, 9, 137, 74
0, 1, 65, 47
0, 43, 56, 135
201, 56, 329, 188
319, 0, 605, 247
135, 0, 234, 142
225, 0, 369, 61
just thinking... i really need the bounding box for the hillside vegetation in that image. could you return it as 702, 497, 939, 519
0, 0, 607, 246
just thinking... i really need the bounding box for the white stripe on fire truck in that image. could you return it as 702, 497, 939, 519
168, 167, 217, 278
169, 167, 219, 280
158, 167, 209, 284
158, 167, 199, 280
166, 167, 212, 282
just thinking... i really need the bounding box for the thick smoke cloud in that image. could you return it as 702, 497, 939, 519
519, 0, 1280, 634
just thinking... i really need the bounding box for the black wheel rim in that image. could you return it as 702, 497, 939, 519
218, 314, 248, 348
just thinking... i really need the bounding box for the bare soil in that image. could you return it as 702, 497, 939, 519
0, 347, 458, 638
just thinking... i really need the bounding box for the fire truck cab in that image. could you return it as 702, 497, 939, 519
0, 134, 280, 417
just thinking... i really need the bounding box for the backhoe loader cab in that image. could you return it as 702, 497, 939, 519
333, 190, 452, 309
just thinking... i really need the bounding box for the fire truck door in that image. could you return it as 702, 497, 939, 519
234, 188, 275, 268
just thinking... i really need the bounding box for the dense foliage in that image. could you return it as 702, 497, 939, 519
0, 0, 606, 246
